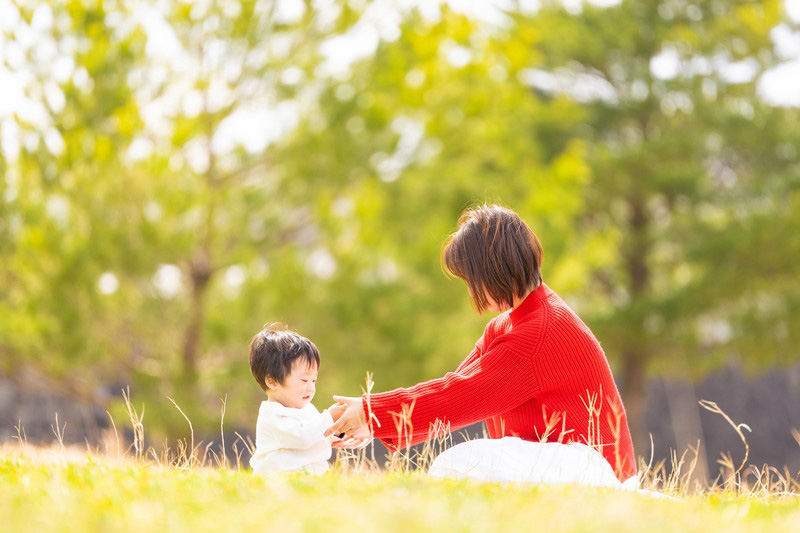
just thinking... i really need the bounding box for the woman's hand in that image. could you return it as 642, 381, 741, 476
325, 395, 372, 448
328, 403, 347, 422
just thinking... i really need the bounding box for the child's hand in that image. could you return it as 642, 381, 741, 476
332, 433, 372, 449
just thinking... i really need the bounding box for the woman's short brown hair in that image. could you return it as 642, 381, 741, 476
442, 204, 543, 313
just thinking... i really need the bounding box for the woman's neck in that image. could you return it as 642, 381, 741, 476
511, 284, 537, 309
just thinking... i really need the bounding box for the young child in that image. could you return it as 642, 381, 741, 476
248, 326, 344, 475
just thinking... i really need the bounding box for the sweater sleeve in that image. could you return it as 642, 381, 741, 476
454, 335, 484, 373
363, 343, 538, 450
265, 409, 334, 450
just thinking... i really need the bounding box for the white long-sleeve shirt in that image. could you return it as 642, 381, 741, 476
250, 401, 333, 475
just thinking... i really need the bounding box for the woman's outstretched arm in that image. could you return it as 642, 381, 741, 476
327, 343, 539, 449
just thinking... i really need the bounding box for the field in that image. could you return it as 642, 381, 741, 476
3, 442, 799, 533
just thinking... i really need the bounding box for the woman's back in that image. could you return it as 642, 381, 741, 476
481, 284, 636, 480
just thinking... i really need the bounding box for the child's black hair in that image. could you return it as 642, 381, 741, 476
249, 325, 320, 392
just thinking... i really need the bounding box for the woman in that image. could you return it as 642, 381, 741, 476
326, 204, 636, 485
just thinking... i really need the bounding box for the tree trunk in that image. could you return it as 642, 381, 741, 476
622, 191, 650, 457
621, 349, 648, 457
182, 250, 212, 380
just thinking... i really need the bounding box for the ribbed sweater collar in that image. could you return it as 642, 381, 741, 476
509, 283, 549, 325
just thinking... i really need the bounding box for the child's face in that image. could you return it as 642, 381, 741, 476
266, 359, 318, 409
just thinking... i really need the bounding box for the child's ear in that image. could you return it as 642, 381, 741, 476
265, 377, 278, 391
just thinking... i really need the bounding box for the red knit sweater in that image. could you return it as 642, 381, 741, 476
362, 283, 637, 480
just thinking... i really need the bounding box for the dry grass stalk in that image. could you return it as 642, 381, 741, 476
6, 380, 800, 499
698, 399, 752, 494
50, 412, 66, 451
166, 396, 197, 468
698, 399, 751, 476
219, 395, 228, 469
105, 410, 121, 458
387, 401, 416, 473
13, 420, 28, 452
122, 388, 145, 460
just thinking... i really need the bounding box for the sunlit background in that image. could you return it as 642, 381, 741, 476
2, 0, 800, 482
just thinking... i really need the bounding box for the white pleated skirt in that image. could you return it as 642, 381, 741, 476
428, 437, 638, 489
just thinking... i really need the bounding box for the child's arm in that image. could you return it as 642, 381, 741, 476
269, 409, 335, 449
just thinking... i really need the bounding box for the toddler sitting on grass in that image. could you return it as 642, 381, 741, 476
248, 326, 344, 475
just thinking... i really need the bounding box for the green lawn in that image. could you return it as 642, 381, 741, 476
2, 447, 799, 533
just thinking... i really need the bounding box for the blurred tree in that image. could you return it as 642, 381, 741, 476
124, 0, 370, 429
513, 0, 800, 450
270, 6, 596, 405
271, 0, 800, 460
1, 0, 145, 405
2, 0, 798, 453
1, 0, 368, 434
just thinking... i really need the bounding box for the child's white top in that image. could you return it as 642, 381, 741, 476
250, 401, 333, 475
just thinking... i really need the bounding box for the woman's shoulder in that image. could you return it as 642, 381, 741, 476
483, 311, 512, 339
485, 314, 546, 355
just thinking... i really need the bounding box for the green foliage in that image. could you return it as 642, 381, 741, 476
502, 0, 800, 447
1, 0, 799, 445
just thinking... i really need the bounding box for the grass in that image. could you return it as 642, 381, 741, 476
3, 390, 800, 532
2, 443, 800, 533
